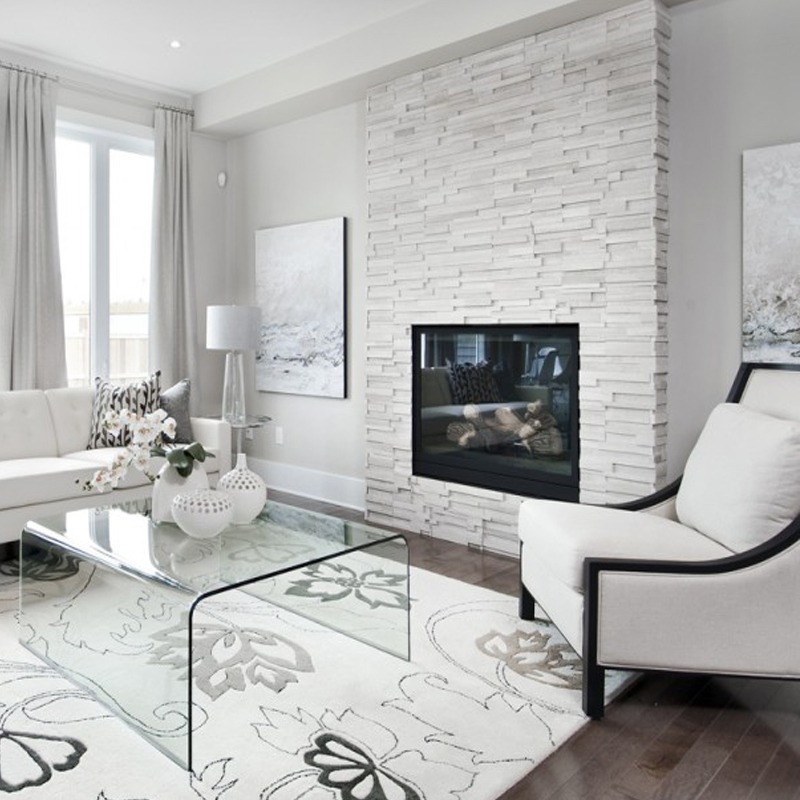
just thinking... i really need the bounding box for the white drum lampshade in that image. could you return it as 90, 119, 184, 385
206, 305, 261, 425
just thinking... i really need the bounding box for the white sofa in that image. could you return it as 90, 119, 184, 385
0, 387, 231, 545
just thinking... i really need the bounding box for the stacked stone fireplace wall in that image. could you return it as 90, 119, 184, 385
365, 0, 670, 554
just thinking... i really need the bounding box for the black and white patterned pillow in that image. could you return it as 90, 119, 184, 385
446, 361, 502, 405
87, 372, 162, 449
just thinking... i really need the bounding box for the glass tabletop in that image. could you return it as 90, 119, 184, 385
25, 500, 402, 595
18, 499, 409, 769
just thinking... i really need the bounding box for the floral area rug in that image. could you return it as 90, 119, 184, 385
0, 552, 628, 799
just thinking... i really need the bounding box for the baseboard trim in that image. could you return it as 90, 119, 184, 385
247, 457, 366, 511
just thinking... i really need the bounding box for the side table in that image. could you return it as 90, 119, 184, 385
204, 414, 271, 463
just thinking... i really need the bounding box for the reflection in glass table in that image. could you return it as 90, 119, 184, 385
18, 500, 409, 770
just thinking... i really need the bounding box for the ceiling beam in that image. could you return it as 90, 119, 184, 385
193, 0, 647, 137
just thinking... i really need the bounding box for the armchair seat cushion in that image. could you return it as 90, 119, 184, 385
519, 499, 733, 592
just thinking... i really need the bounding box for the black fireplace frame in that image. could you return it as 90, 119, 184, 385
411, 323, 580, 502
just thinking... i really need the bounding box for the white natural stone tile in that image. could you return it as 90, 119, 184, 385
364, 0, 668, 547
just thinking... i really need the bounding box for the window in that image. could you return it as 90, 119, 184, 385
56, 123, 154, 387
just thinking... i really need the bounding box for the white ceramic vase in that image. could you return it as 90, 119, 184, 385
171, 489, 234, 539
217, 453, 267, 524
151, 463, 208, 523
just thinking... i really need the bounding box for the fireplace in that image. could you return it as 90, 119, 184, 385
411, 324, 579, 501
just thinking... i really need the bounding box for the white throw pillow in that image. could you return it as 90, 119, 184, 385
676, 402, 800, 552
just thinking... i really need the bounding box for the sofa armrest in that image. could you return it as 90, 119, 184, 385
190, 417, 231, 475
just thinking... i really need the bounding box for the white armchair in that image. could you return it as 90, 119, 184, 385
518, 363, 800, 718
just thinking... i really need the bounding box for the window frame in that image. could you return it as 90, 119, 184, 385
56, 118, 155, 383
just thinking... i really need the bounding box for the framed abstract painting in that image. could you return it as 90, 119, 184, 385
742, 143, 800, 363
255, 217, 346, 397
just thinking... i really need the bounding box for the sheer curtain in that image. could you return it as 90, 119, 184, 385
0, 66, 67, 390
149, 106, 198, 399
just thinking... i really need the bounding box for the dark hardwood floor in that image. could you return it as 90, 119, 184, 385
272, 490, 800, 800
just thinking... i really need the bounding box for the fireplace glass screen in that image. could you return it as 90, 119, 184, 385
412, 324, 579, 501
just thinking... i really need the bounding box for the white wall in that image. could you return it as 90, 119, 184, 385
226, 102, 367, 506
667, 0, 800, 476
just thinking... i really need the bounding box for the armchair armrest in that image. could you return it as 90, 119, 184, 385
190, 417, 231, 475
581, 513, 800, 718
610, 476, 682, 513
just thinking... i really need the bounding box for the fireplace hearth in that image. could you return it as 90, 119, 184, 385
412, 324, 579, 501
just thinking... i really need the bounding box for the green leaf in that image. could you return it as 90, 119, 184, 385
185, 441, 208, 462
167, 449, 191, 474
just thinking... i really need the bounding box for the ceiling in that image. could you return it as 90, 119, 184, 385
0, 0, 435, 95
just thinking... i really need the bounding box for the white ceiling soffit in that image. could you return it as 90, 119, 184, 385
194, 0, 647, 137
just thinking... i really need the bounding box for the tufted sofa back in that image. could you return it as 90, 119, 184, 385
44, 387, 94, 455
0, 391, 59, 460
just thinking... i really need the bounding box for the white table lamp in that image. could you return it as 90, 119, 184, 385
206, 305, 261, 426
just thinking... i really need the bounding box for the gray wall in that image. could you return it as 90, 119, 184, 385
223, 0, 800, 505
225, 102, 367, 505
191, 134, 230, 415
667, 0, 800, 475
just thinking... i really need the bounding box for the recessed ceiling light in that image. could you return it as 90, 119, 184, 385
170, 40, 182, 49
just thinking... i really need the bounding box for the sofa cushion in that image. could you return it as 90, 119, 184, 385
0, 457, 102, 508
0, 391, 58, 460
87, 372, 161, 449
676, 403, 800, 552
45, 387, 94, 455
519, 499, 732, 592
159, 379, 194, 443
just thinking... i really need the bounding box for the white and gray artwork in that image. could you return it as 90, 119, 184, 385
255, 218, 346, 397
742, 143, 800, 363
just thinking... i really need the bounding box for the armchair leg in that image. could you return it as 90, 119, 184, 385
582, 660, 605, 720
519, 581, 536, 620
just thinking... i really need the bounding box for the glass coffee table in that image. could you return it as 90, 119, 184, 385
18, 500, 409, 770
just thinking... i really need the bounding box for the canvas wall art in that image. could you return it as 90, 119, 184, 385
742, 143, 800, 363
255, 217, 346, 397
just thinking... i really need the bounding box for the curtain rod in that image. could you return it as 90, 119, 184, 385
156, 103, 194, 116
0, 58, 53, 80
0, 58, 193, 115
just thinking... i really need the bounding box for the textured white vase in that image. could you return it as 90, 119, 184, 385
151, 463, 208, 523
218, 453, 267, 524
171, 489, 234, 539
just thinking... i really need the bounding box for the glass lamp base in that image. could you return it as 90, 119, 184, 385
222, 350, 246, 426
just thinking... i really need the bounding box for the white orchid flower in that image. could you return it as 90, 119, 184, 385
162, 417, 178, 440
82, 405, 206, 495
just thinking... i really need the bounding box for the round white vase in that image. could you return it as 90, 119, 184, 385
151, 463, 208, 523
217, 453, 267, 525
171, 489, 234, 539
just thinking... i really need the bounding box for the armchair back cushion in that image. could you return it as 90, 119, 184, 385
676, 402, 800, 552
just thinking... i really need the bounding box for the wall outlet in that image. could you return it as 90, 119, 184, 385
275, 425, 284, 445
245, 427, 254, 441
